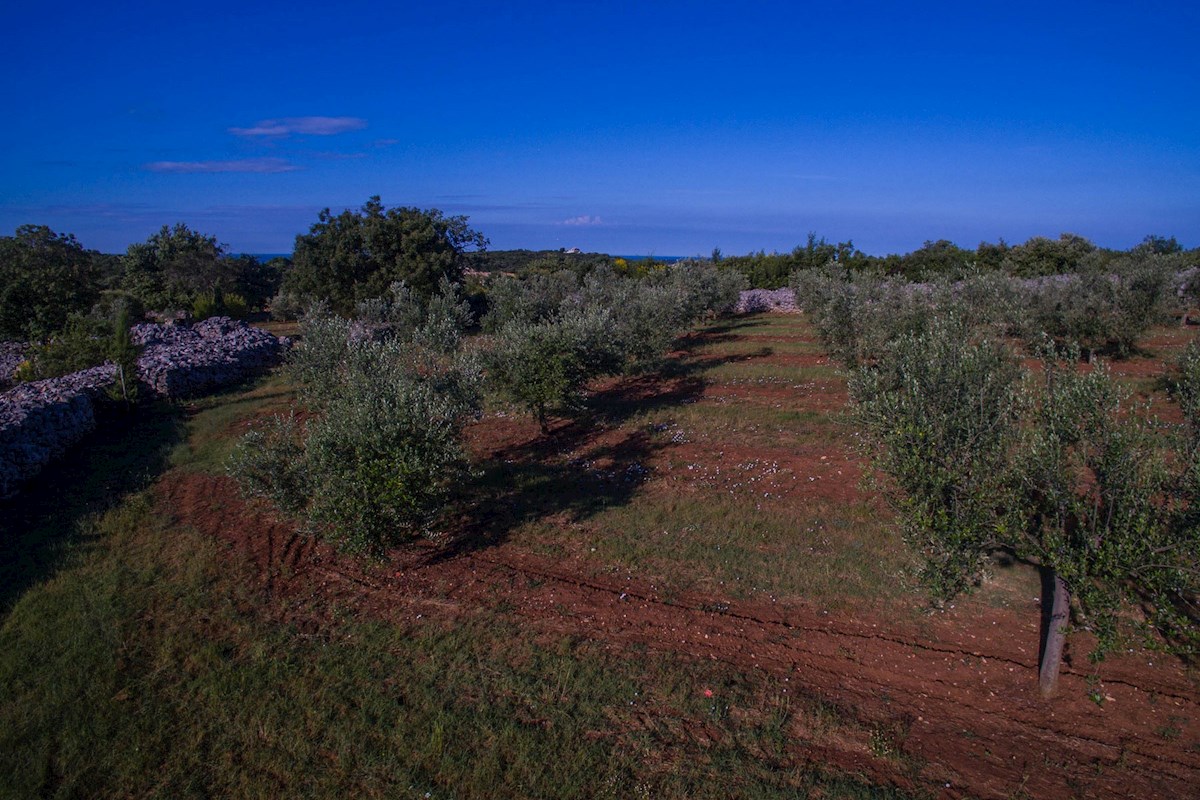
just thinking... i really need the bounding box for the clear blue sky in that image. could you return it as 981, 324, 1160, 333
2, 0, 1197, 256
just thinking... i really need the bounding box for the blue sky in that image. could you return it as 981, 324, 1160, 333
2, 0, 1197, 256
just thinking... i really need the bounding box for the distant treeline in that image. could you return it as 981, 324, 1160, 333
712, 232, 1199, 289
2, 194, 1197, 344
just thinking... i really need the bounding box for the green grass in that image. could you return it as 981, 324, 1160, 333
0, 490, 915, 799
688, 337, 825, 357
697, 360, 843, 386
0, 401, 185, 616
0, 313, 922, 798
637, 401, 851, 449
168, 374, 297, 474
512, 487, 906, 606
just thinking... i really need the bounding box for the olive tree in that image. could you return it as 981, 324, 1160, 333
230, 285, 481, 554
852, 326, 1200, 697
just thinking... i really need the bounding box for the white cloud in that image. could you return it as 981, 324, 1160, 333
229, 116, 368, 137
144, 158, 301, 174
561, 214, 603, 226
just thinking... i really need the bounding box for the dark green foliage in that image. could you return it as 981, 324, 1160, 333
882, 239, 975, 281
232, 254, 287, 309
120, 223, 230, 311
14, 315, 110, 382
15, 303, 143, 400
851, 325, 1200, 664
230, 286, 481, 554
850, 320, 1024, 601
191, 291, 249, 320
282, 196, 487, 315
465, 247, 613, 275
1001, 233, 1099, 277
719, 233, 864, 289
1020, 255, 1174, 358
0, 225, 102, 340
105, 305, 141, 404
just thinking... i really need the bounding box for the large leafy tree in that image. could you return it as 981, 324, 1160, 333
282, 196, 488, 314
0, 225, 101, 340
121, 223, 234, 310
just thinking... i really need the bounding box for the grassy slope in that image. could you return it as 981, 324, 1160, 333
0, 317, 916, 799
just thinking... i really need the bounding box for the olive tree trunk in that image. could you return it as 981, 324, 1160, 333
1039, 571, 1071, 698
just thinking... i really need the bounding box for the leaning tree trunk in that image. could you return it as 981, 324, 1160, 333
1039, 571, 1071, 698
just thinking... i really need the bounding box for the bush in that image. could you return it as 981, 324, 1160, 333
850, 318, 1024, 600
1015, 346, 1195, 663
795, 268, 948, 368
231, 295, 481, 554
14, 316, 110, 382
851, 326, 1200, 690
481, 270, 579, 333
487, 303, 621, 432
191, 292, 250, 321
269, 290, 307, 322
1019, 256, 1173, 358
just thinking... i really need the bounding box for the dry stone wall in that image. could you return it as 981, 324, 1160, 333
0, 342, 28, 392
1, 318, 287, 500
735, 288, 799, 314
132, 316, 288, 398
0, 364, 117, 499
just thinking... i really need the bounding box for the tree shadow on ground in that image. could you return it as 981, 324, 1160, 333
437, 341, 770, 559
0, 401, 186, 616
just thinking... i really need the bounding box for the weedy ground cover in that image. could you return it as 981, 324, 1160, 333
2, 310, 1197, 798
0, 348, 916, 798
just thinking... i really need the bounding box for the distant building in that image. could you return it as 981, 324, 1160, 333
565, 247, 581, 254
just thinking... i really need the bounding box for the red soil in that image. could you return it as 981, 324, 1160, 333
158, 317, 1200, 799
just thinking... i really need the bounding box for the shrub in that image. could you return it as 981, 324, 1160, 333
302, 340, 479, 552
487, 303, 621, 432
481, 270, 579, 333
15, 315, 110, 382
795, 268, 949, 368
1019, 256, 1173, 359
191, 292, 250, 321
227, 412, 311, 516
1014, 346, 1197, 685
269, 290, 308, 322
851, 327, 1200, 694
232, 291, 481, 553
850, 318, 1024, 601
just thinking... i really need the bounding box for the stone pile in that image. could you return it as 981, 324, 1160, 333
132, 316, 288, 398
0, 364, 117, 499
0, 342, 28, 391
1, 318, 288, 500
734, 288, 799, 314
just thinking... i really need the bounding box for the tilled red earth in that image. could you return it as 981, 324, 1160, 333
161, 318, 1200, 799
159, 470, 1199, 800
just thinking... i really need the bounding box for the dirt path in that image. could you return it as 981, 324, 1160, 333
159, 468, 1200, 800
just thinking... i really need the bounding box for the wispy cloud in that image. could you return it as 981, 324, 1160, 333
144, 158, 301, 174
561, 214, 603, 226
229, 116, 367, 137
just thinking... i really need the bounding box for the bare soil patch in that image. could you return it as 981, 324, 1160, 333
162, 314, 1200, 799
